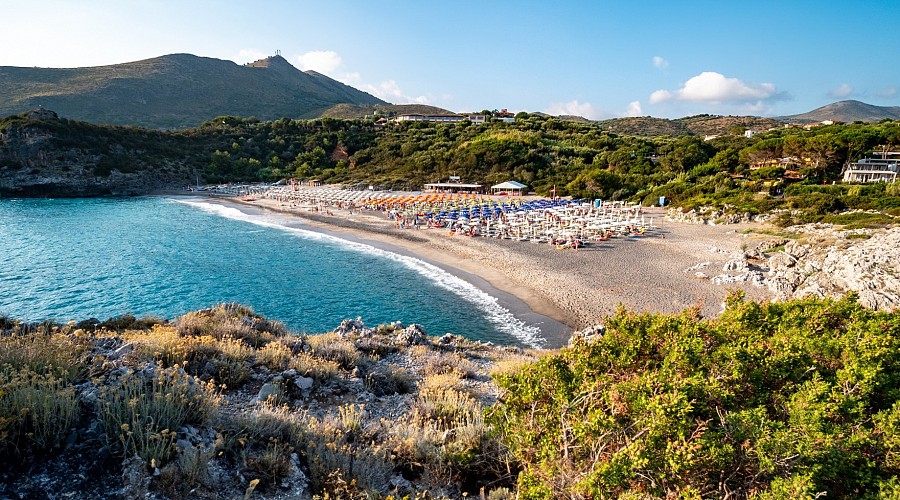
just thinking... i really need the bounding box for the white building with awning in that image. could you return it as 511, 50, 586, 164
490, 181, 527, 195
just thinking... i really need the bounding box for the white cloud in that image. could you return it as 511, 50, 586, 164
621, 101, 643, 117
545, 100, 603, 120
234, 48, 269, 64
829, 83, 854, 99
358, 79, 429, 104
294, 50, 342, 74
877, 86, 897, 98
652, 56, 669, 69
649, 71, 780, 104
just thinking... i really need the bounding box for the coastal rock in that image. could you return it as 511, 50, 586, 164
109, 342, 135, 360
396, 324, 428, 346
768, 252, 797, 270
294, 376, 314, 397
755, 239, 789, 253
333, 317, 368, 336
748, 224, 900, 311
723, 259, 748, 272
121, 455, 151, 500
684, 261, 710, 272
279, 453, 310, 499
569, 324, 605, 346
784, 239, 809, 259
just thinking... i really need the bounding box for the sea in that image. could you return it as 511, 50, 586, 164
0, 196, 565, 347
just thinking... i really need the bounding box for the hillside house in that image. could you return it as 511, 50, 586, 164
749, 156, 811, 170
394, 114, 487, 124
842, 155, 900, 183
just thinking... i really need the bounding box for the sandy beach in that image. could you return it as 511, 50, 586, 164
205, 192, 773, 345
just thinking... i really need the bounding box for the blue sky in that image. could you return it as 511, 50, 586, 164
3, 0, 898, 119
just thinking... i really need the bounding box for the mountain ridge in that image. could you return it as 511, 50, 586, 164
0, 54, 386, 129
778, 100, 900, 123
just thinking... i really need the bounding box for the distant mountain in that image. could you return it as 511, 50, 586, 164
779, 100, 900, 124
0, 54, 386, 129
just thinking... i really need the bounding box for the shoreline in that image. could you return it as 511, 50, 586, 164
189, 192, 774, 343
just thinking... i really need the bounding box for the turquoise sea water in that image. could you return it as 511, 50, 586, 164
0, 196, 555, 347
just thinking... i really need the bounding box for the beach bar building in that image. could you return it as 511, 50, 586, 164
423, 181, 483, 193
491, 180, 527, 196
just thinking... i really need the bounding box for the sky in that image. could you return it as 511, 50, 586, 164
2, 0, 898, 120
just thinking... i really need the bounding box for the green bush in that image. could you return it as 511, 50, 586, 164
489, 294, 900, 497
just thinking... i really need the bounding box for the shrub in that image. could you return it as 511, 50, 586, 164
0, 332, 89, 382
255, 340, 292, 370
99, 365, 220, 466
288, 352, 340, 384
489, 294, 900, 497
244, 438, 293, 490
304, 404, 393, 495
0, 371, 79, 453
306, 333, 361, 370
176, 303, 283, 347
363, 364, 416, 396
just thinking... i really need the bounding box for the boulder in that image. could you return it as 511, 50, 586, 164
256, 382, 282, 404
723, 259, 748, 272
768, 252, 797, 271
396, 324, 428, 346
332, 317, 369, 336
569, 324, 605, 346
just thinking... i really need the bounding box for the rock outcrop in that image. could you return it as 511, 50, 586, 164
0, 110, 193, 196
765, 225, 900, 311
686, 221, 900, 312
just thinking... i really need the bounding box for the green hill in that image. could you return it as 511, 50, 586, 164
597, 114, 783, 137
0, 54, 386, 129
318, 103, 455, 119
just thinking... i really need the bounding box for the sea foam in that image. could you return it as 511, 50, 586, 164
174, 199, 546, 347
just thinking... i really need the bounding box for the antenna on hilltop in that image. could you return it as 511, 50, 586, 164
275, 49, 281, 56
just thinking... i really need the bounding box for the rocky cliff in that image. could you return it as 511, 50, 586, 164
0, 110, 199, 196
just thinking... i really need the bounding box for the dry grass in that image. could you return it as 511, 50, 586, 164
0, 331, 89, 382
288, 352, 340, 383
175, 303, 283, 347
98, 364, 220, 466
410, 344, 478, 378
255, 340, 292, 370
0, 371, 79, 452
488, 352, 538, 379
305, 333, 361, 370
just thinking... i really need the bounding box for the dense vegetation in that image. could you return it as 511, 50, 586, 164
2, 110, 899, 223
490, 293, 900, 498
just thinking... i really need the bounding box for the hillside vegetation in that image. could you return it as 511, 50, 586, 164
492, 293, 900, 498
596, 114, 783, 138
2, 110, 899, 225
